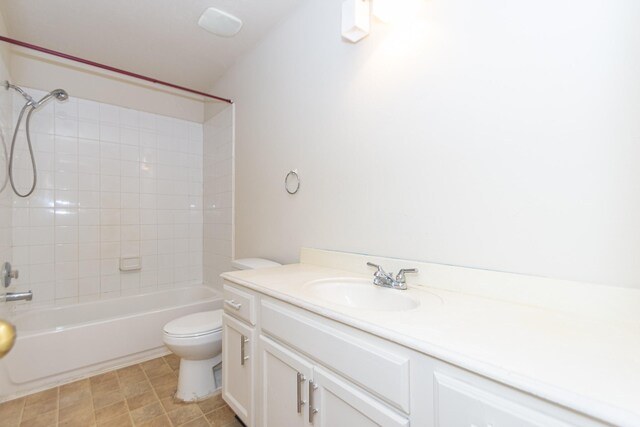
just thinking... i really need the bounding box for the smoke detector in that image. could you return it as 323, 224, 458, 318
198, 8, 243, 37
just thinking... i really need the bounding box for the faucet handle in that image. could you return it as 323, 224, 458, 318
367, 262, 387, 275
366, 262, 381, 270
367, 262, 390, 279
395, 268, 418, 283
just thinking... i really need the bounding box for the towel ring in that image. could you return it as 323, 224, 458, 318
285, 170, 300, 194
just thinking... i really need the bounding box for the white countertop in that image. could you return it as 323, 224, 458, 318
222, 263, 640, 427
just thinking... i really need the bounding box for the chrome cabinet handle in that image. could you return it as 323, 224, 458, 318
309, 380, 318, 423
296, 372, 306, 413
240, 335, 249, 366
225, 299, 242, 310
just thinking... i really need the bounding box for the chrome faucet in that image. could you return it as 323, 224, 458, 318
3, 291, 32, 302
367, 262, 418, 290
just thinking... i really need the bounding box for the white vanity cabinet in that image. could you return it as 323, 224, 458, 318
223, 280, 611, 427
222, 285, 257, 427
259, 335, 409, 427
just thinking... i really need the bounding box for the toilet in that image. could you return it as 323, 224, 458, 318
163, 258, 281, 401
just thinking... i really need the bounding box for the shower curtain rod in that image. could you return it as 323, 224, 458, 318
0, 35, 233, 104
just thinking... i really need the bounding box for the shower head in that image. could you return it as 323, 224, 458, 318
34, 89, 69, 109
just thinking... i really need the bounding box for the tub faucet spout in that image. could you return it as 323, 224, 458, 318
3, 291, 33, 302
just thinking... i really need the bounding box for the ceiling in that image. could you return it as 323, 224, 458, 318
0, 0, 301, 93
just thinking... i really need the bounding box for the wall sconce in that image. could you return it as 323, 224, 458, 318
341, 0, 371, 43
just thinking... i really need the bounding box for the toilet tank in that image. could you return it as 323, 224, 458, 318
231, 258, 281, 271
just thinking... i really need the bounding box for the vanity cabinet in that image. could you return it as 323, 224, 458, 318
260, 335, 408, 427
223, 280, 610, 427
223, 284, 258, 427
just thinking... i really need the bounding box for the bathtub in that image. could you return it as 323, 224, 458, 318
0, 285, 221, 401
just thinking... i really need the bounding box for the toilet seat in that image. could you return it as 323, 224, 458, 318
163, 310, 223, 338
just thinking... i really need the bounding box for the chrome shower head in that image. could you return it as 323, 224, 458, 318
34, 89, 69, 109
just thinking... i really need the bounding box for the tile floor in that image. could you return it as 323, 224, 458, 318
0, 354, 242, 427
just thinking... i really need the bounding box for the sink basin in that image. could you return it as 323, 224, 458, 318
301, 278, 420, 311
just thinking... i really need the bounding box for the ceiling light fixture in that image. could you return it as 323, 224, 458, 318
198, 7, 243, 37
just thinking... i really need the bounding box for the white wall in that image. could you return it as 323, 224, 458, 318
203, 106, 234, 289
212, 0, 640, 288
9, 88, 203, 306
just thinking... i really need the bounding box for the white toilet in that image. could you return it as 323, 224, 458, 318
163, 310, 223, 401
163, 258, 281, 401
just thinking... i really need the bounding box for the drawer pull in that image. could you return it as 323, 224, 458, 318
240, 335, 249, 366
309, 380, 318, 423
296, 372, 307, 413
225, 299, 242, 310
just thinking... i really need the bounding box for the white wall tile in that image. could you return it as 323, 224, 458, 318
11, 88, 204, 307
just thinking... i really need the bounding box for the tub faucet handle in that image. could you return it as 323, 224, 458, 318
1, 262, 19, 288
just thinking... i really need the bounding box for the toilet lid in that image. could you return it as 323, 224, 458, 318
163, 310, 223, 337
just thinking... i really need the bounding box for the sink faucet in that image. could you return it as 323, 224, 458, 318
367, 262, 418, 290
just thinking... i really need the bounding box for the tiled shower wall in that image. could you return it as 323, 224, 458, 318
0, 61, 12, 317
203, 106, 233, 289
9, 87, 203, 306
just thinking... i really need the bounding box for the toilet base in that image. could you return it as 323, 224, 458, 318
175, 355, 222, 402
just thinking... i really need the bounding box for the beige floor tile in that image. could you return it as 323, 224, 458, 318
19, 409, 57, 427
0, 397, 25, 427
205, 406, 236, 427
96, 412, 132, 427
126, 390, 158, 412
162, 354, 180, 371
166, 404, 203, 426
159, 397, 185, 414
90, 378, 120, 397
58, 398, 93, 422
140, 359, 166, 373
197, 393, 225, 415
58, 408, 95, 427
89, 372, 118, 386
94, 400, 128, 423
144, 364, 173, 380
92, 390, 124, 410
58, 387, 92, 410
59, 380, 90, 395
11, 356, 237, 427
178, 416, 210, 427
118, 371, 148, 387
24, 389, 57, 407
117, 365, 144, 379
129, 402, 164, 425
136, 415, 172, 427
21, 397, 58, 422
0, 415, 21, 427
152, 383, 177, 400
148, 373, 176, 389
122, 380, 152, 398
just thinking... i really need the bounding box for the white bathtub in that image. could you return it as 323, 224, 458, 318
0, 285, 221, 401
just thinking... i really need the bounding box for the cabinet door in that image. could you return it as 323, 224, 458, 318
434, 372, 573, 427
223, 313, 255, 426
311, 366, 409, 427
260, 336, 313, 427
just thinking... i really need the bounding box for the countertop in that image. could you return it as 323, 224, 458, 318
222, 263, 640, 427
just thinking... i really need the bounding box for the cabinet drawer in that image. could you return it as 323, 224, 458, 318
261, 299, 410, 413
224, 283, 256, 326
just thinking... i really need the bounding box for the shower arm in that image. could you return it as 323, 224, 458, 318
3, 81, 35, 105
